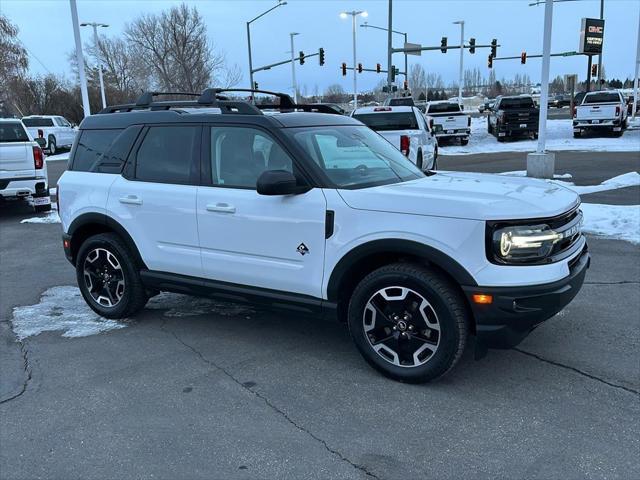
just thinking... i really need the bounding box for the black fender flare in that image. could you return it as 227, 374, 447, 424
67, 212, 146, 268
326, 239, 477, 301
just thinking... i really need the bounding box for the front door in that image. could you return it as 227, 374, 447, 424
197, 125, 327, 298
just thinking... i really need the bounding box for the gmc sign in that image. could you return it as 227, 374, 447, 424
579, 18, 605, 55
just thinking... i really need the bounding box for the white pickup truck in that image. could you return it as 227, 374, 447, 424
0, 118, 51, 212
351, 106, 438, 170
424, 101, 471, 145
22, 115, 77, 154
573, 90, 628, 138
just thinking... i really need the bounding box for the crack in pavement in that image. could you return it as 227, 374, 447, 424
514, 348, 639, 395
0, 328, 32, 405
160, 320, 379, 480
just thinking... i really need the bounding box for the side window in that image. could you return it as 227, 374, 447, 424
71, 129, 122, 172
96, 126, 142, 174
210, 127, 293, 188
135, 126, 197, 184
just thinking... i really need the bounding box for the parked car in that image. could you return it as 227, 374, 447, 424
424, 101, 471, 145
58, 89, 589, 384
573, 90, 627, 138
351, 105, 438, 170
487, 95, 540, 142
551, 94, 571, 108
22, 115, 77, 154
478, 100, 495, 113
0, 118, 50, 212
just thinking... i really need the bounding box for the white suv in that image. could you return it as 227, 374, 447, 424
58, 90, 590, 383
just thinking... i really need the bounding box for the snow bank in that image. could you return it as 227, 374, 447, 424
45, 152, 70, 162
20, 211, 60, 224
442, 118, 640, 155
581, 203, 640, 244
553, 172, 640, 195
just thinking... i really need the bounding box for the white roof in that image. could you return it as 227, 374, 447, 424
0, 118, 24, 123
352, 106, 415, 114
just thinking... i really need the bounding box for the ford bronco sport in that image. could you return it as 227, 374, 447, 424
58, 89, 589, 383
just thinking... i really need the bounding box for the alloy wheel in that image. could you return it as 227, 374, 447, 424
83, 248, 126, 308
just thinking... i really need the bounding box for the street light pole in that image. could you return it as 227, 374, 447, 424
246, 1, 287, 92
69, 0, 90, 118
361, 22, 408, 78
289, 32, 299, 103
454, 20, 465, 106
596, 0, 604, 89
387, 0, 393, 91
81, 22, 109, 109
341, 10, 367, 109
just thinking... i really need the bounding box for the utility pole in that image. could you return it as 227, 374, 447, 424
246, 1, 287, 93
596, 0, 604, 89
387, 0, 393, 92
454, 20, 465, 106
527, 0, 554, 179
69, 0, 90, 118
81, 22, 109, 109
289, 32, 299, 103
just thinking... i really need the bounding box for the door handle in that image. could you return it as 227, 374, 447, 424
119, 195, 143, 206
206, 203, 236, 214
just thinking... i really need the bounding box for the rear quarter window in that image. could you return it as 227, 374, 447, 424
71, 129, 122, 172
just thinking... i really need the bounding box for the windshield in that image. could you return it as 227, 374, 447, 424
500, 97, 535, 109
352, 112, 418, 131
288, 125, 424, 189
584, 92, 620, 104
0, 122, 30, 142
22, 117, 54, 127
428, 103, 460, 113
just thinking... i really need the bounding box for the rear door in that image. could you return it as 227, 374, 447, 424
0, 122, 34, 178
106, 125, 202, 278
197, 124, 327, 297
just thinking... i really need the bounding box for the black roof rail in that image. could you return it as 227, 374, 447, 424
135, 91, 200, 106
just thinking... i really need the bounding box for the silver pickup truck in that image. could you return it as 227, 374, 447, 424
573, 91, 628, 138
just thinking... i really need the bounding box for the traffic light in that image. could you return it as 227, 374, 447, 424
491, 38, 497, 58
299, 51, 305, 65
591, 64, 597, 77
341, 62, 347, 76
253, 81, 258, 90
390, 65, 396, 82
318, 48, 325, 66
468, 38, 476, 54
357, 63, 363, 73
440, 36, 448, 53
403, 80, 408, 91
376, 63, 381, 73
521, 51, 527, 64
487, 54, 493, 69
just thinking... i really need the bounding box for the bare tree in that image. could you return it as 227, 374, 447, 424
323, 84, 348, 103
1, 14, 29, 115
408, 64, 426, 98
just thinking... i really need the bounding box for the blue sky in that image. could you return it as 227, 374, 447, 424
3, 0, 638, 94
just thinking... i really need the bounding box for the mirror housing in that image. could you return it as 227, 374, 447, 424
257, 170, 309, 196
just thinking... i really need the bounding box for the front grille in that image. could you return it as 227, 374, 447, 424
547, 208, 584, 261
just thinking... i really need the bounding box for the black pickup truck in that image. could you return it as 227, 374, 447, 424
487, 95, 540, 141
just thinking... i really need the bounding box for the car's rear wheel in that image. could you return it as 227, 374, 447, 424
348, 263, 469, 383
573, 130, 581, 138
460, 137, 469, 146
416, 150, 423, 170
76, 233, 148, 319
48, 135, 56, 155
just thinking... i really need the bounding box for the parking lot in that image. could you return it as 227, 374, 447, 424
1, 148, 638, 480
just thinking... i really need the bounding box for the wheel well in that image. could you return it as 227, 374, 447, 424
328, 244, 476, 334
69, 223, 111, 263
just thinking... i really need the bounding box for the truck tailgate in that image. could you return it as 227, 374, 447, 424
429, 113, 467, 130
0, 142, 34, 174
577, 104, 618, 121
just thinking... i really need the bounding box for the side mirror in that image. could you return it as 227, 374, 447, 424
257, 170, 309, 196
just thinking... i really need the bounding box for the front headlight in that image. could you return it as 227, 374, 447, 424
492, 224, 562, 263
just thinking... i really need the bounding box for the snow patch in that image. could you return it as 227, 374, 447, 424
45, 152, 70, 162
20, 210, 60, 224
499, 170, 573, 179
442, 118, 640, 155
12, 286, 126, 339
552, 172, 640, 195
581, 203, 640, 244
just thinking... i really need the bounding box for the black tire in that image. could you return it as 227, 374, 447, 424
573, 130, 581, 139
33, 189, 51, 212
347, 263, 469, 383
48, 135, 56, 155
460, 137, 469, 146
432, 147, 438, 170
34, 202, 52, 212
416, 150, 423, 170
487, 118, 493, 134
497, 135, 505, 142
76, 233, 148, 319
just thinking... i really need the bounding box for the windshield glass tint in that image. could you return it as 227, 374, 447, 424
500, 98, 535, 109
352, 112, 418, 131
22, 118, 54, 127
428, 103, 460, 113
0, 122, 29, 142
585, 93, 620, 104
288, 125, 424, 189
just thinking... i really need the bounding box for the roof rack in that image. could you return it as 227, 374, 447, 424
98, 88, 340, 115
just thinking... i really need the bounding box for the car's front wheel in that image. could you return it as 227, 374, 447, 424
348, 263, 469, 383
76, 233, 149, 319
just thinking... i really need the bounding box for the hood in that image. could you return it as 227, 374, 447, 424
338, 171, 580, 221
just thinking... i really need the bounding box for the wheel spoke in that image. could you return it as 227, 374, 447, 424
82, 247, 126, 309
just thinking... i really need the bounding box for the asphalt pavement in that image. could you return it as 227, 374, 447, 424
1, 150, 639, 479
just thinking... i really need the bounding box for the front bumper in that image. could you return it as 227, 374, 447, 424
463, 246, 590, 349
